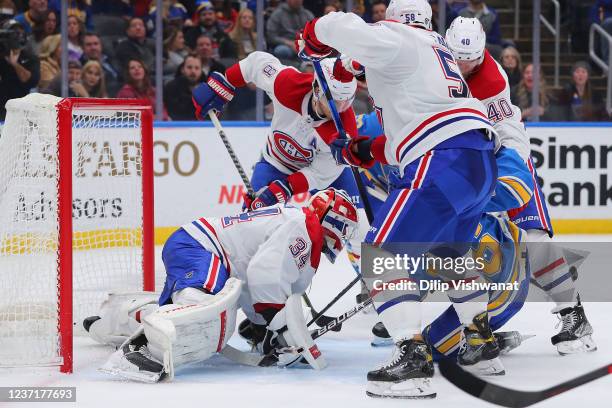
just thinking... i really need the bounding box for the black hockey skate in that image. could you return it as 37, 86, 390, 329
366, 339, 436, 399
552, 299, 596, 355
99, 332, 165, 383
494, 331, 535, 355
458, 312, 505, 376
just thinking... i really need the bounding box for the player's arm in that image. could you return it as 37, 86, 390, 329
301, 12, 407, 69
485, 147, 534, 213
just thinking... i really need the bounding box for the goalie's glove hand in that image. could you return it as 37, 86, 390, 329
247, 180, 292, 210
296, 19, 334, 61
192, 72, 235, 119
330, 135, 375, 168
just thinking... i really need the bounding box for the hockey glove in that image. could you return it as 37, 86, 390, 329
247, 180, 293, 210
330, 136, 375, 168
296, 19, 334, 61
192, 72, 235, 119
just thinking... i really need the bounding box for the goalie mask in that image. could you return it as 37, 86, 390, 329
312, 58, 357, 113
308, 188, 358, 263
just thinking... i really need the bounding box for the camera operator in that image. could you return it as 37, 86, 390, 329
0, 20, 40, 120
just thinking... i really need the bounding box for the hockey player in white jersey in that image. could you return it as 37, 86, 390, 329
297, 0, 500, 399
445, 17, 596, 355
84, 188, 358, 382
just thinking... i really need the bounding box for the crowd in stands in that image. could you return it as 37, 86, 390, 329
0, 0, 609, 121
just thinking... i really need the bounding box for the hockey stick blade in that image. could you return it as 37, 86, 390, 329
439, 359, 612, 408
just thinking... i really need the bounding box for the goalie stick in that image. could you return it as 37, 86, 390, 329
439, 359, 612, 408
221, 297, 373, 367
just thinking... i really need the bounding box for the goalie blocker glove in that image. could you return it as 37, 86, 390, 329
192, 72, 236, 119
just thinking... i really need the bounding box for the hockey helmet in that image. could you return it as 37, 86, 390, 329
386, 0, 432, 30
308, 188, 358, 264
445, 17, 486, 62
312, 58, 357, 112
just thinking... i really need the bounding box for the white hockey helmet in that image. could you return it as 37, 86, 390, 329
386, 0, 432, 30
445, 17, 486, 61
313, 58, 357, 112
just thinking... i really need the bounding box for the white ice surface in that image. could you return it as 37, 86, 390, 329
1, 238, 611, 408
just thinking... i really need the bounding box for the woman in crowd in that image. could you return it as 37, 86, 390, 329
511, 63, 552, 121
500, 46, 522, 88
28, 10, 57, 56
228, 8, 260, 60
82, 60, 108, 98
560, 61, 605, 121
38, 34, 62, 90
117, 59, 168, 119
164, 26, 188, 81
67, 15, 84, 61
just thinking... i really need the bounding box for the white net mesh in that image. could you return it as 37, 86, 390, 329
0, 94, 147, 368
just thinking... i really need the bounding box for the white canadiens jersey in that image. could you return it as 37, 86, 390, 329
467, 50, 530, 161
181, 205, 322, 324
225, 51, 358, 190
315, 12, 494, 171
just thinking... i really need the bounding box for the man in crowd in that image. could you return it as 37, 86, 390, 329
184, 1, 235, 59
114, 17, 155, 74
371, 0, 387, 23
14, 0, 47, 34
80, 33, 121, 96
266, 0, 313, 59
195, 34, 225, 78
0, 20, 39, 120
164, 53, 203, 120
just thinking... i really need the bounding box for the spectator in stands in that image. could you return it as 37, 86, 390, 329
559, 61, 605, 121
429, 0, 458, 32
48, 0, 94, 31
80, 33, 121, 96
323, 2, 339, 15
184, 1, 236, 59
164, 53, 203, 120
371, 0, 387, 23
37, 32, 60, 89
266, 0, 313, 59
147, 0, 190, 31
81, 60, 108, 97
195, 34, 226, 77
458, 0, 503, 58
164, 25, 188, 81
591, 0, 612, 61
67, 15, 84, 61
213, 0, 237, 32
27, 9, 56, 55
14, 0, 47, 34
45, 60, 89, 97
117, 58, 168, 119
500, 46, 522, 88
511, 63, 552, 122
114, 17, 155, 73
0, 1, 16, 23
228, 8, 260, 60
0, 19, 39, 120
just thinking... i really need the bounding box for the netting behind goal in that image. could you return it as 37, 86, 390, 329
0, 94, 154, 372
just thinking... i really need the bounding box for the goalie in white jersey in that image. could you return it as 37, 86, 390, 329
84, 188, 358, 383
297, 0, 500, 399
445, 17, 596, 355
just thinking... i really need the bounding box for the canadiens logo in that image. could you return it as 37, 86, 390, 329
272, 131, 314, 165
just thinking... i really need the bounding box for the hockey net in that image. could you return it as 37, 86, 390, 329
0, 94, 154, 373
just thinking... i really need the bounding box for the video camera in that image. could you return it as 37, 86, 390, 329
0, 20, 27, 58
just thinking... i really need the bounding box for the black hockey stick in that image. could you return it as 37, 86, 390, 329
208, 110, 335, 326
439, 359, 612, 408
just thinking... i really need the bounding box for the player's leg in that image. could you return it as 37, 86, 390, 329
363, 147, 497, 398
509, 160, 596, 354
250, 157, 289, 191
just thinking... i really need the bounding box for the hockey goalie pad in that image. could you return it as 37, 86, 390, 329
142, 278, 242, 380
88, 292, 159, 347
272, 294, 327, 370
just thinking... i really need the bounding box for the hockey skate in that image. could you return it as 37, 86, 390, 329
99, 331, 165, 383
366, 339, 436, 399
458, 312, 505, 376
552, 300, 597, 355
494, 331, 535, 355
